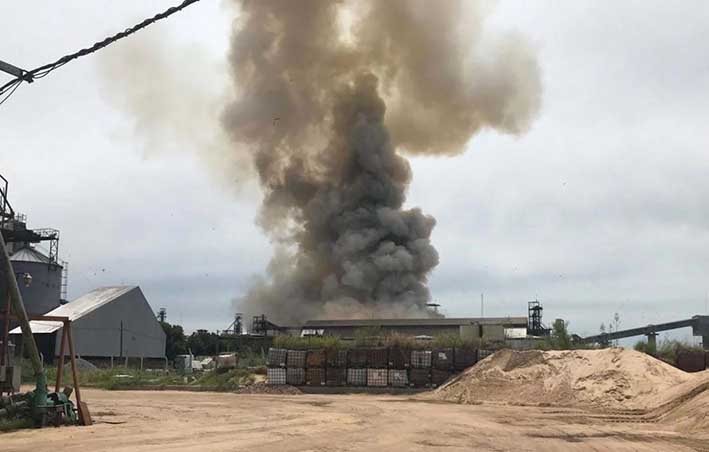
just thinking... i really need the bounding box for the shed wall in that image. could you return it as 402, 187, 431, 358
55, 288, 165, 358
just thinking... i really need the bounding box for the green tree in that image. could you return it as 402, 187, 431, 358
160, 321, 187, 361
187, 330, 220, 356
551, 319, 571, 349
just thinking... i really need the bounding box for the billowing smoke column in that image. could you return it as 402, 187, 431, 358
222, 0, 541, 324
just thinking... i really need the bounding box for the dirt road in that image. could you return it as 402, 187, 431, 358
3, 388, 707, 452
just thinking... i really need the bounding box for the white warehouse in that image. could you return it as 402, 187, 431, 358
11, 286, 166, 364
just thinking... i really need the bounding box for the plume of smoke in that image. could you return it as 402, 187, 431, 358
98, 33, 253, 189
223, 0, 541, 324
97, 1, 541, 325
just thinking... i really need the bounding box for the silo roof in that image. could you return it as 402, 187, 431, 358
10, 247, 52, 264
10, 286, 137, 334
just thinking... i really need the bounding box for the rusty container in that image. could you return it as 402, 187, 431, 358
348, 348, 368, 368
306, 349, 326, 368
267, 348, 288, 368
306, 368, 326, 385
432, 348, 454, 370
453, 348, 478, 370
326, 368, 347, 386
676, 350, 706, 372
326, 348, 348, 368
388, 346, 411, 368
431, 369, 452, 387
409, 368, 431, 387
287, 350, 307, 368
286, 367, 305, 385
367, 348, 389, 368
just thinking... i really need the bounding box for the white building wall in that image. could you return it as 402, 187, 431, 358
55, 287, 165, 358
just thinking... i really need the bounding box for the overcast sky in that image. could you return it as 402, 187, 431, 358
2, 1, 708, 341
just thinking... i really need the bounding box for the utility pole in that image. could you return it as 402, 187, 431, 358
0, 60, 33, 82
119, 320, 124, 359
480, 293, 484, 318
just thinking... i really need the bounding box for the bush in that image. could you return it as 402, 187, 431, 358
636, 338, 705, 365
272, 335, 344, 350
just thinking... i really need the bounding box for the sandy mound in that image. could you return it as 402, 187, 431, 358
433, 348, 694, 409
652, 371, 709, 433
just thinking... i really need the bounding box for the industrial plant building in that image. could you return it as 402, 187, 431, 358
1, 174, 66, 338
10, 286, 166, 364
301, 317, 529, 342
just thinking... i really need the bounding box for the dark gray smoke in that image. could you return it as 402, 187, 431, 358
222, 0, 541, 324
98, 1, 541, 325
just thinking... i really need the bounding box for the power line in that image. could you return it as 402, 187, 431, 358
0, 0, 203, 105
0, 80, 21, 107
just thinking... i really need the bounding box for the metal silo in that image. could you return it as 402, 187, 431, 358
10, 247, 63, 315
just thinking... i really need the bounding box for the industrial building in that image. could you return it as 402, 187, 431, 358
301, 317, 529, 342
10, 286, 166, 364
1, 174, 66, 338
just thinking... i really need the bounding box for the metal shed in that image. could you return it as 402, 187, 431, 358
10, 286, 166, 363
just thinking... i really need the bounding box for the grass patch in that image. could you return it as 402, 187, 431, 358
20, 364, 261, 392
190, 368, 256, 391
0, 418, 33, 432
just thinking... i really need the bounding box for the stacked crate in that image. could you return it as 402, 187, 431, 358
453, 348, 478, 371
326, 348, 348, 386
388, 346, 411, 369
410, 350, 432, 387
306, 350, 326, 386
347, 368, 367, 386
431, 348, 454, 387
388, 369, 409, 387
367, 348, 389, 387
347, 348, 368, 386
286, 350, 306, 385
388, 346, 410, 387
266, 348, 287, 385
367, 369, 388, 387
267, 346, 486, 388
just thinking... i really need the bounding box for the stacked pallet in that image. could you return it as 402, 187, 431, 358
266, 347, 482, 388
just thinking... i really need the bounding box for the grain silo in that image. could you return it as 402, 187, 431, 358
10, 246, 63, 315
1, 173, 67, 339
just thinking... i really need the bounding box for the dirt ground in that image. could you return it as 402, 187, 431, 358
3, 388, 708, 452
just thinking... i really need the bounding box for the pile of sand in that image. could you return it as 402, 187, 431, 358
650, 373, 709, 432
433, 348, 695, 410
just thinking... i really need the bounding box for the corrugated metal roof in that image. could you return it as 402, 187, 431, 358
10, 247, 51, 264
10, 286, 137, 334
302, 317, 528, 328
